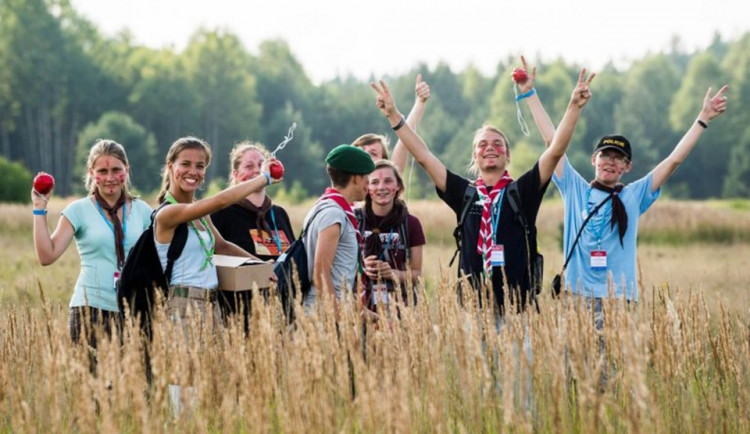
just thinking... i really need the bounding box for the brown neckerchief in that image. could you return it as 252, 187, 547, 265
590, 180, 627, 246
93, 190, 127, 268
236, 196, 273, 234
362, 200, 408, 259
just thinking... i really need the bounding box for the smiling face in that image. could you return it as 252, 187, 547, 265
367, 166, 402, 207
472, 129, 510, 173
169, 148, 208, 194
591, 149, 632, 186
90, 155, 128, 198
232, 149, 264, 184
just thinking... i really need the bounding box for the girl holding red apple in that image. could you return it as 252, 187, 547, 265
153, 137, 283, 329
210, 141, 295, 329
32, 139, 153, 343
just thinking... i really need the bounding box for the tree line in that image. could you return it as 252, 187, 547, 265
1, 0, 748, 202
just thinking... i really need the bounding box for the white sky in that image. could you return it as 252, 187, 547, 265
71, 0, 748, 84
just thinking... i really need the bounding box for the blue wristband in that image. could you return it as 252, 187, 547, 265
515, 88, 536, 102
262, 172, 271, 186
33, 209, 47, 215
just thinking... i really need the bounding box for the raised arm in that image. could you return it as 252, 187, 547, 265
651, 86, 728, 192
31, 185, 75, 265
391, 74, 431, 173
371, 80, 448, 192
538, 68, 596, 184
157, 158, 281, 231
516, 56, 556, 145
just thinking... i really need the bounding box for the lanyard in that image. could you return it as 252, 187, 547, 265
584, 187, 609, 247
164, 192, 214, 270
95, 200, 127, 259
379, 228, 395, 261
489, 188, 506, 244
269, 207, 283, 254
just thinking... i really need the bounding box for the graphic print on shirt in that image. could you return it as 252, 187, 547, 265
249, 229, 291, 256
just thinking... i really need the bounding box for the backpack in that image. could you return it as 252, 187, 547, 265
117, 202, 188, 336
449, 181, 544, 298
272, 207, 325, 319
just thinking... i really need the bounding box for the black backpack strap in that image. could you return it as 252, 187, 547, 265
400, 217, 410, 262
153, 202, 188, 284
505, 181, 529, 234
354, 207, 366, 237
450, 184, 476, 267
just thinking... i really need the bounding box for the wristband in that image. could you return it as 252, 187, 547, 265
33, 209, 47, 215
262, 172, 271, 185
697, 119, 708, 129
515, 88, 536, 102
391, 117, 406, 131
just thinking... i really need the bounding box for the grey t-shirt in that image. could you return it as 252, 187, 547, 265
302, 200, 359, 306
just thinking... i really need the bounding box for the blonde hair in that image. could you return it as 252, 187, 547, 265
467, 125, 511, 177
228, 141, 269, 186
157, 137, 212, 203
352, 133, 390, 160
83, 139, 135, 199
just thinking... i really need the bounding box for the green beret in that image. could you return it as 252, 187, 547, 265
325, 144, 375, 174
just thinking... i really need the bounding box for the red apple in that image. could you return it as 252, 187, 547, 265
33, 172, 55, 194
512, 68, 528, 84
269, 161, 284, 179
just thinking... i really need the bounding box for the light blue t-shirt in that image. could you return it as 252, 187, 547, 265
302, 201, 359, 307
552, 157, 661, 300
62, 197, 153, 311
155, 221, 218, 290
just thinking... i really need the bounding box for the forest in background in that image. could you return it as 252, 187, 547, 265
1, 0, 749, 202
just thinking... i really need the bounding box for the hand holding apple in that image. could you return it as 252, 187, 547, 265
33, 172, 55, 195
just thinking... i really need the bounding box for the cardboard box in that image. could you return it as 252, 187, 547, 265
214, 254, 274, 292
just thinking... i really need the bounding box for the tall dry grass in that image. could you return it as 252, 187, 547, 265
0, 279, 748, 432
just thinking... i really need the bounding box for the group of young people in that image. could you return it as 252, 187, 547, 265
31, 58, 729, 344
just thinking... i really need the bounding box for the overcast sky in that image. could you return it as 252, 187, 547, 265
71, 0, 748, 84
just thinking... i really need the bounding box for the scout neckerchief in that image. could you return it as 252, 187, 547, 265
589, 180, 627, 246
362, 199, 408, 261
164, 192, 214, 270
93, 189, 127, 269
237, 196, 284, 254
475, 172, 513, 274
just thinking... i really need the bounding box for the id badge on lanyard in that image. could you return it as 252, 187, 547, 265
371, 283, 389, 306
490, 244, 505, 267
113, 270, 121, 291
590, 250, 607, 271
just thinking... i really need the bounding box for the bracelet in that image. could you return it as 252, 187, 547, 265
32, 209, 47, 215
515, 88, 536, 102
262, 172, 271, 186
697, 119, 708, 129
391, 117, 406, 131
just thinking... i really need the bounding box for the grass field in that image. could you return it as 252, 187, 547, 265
0, 198, 748, 432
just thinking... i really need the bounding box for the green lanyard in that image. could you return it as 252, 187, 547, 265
164, 192, 215, 270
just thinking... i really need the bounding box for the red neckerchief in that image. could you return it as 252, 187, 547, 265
475, 172, 513, 274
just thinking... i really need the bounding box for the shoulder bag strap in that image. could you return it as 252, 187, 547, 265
560, 194, 614, 272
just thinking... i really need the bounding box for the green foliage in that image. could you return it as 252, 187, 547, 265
75, 111, 159, 194
0, 155, 32, 203
722, 129, 750, 198
0, 0, 748, 200
270, 179, 310, 204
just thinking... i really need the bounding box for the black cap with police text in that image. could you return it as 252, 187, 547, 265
594, 135, 631, 161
